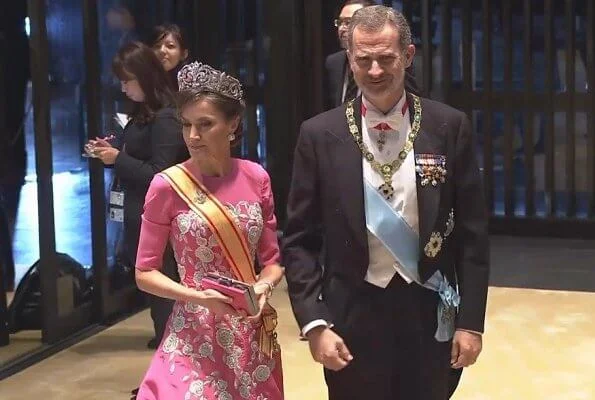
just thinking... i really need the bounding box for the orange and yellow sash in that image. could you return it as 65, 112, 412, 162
159, 164, 279, 357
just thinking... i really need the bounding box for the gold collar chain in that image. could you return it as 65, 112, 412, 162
346, 95, 422, 200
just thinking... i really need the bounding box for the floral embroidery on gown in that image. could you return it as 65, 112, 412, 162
135, 159, 283, 400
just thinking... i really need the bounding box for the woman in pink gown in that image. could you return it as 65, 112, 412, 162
134, 62, 285, 400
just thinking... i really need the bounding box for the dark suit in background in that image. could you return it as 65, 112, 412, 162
115, 106, 188, 342
324, 50, 420, 110
283, 94, 489, 398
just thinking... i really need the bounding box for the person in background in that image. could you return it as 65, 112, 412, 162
133, 61, 284, 399
324, 0, 420, 110
89, 41, 188, 349
148, 23, 189, 91
106, 4, 139, 48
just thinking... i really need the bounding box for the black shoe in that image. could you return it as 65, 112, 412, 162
146, 337, 158, 349
130, 387, 139, 399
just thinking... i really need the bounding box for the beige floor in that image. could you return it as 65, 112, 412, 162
0, 330, 43, 365
1, 284, 594, 400
0, 291, 45, 365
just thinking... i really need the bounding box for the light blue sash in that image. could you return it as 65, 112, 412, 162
364, 180, 460, 342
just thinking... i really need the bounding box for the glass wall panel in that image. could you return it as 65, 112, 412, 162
1, 1, 41, 366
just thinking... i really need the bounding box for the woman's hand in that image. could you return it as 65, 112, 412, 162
94, 147, 120, 165
245, 282, 272, 322
196, 289, 239, 316
85, 135, 114, 159
93, 136, 114, 148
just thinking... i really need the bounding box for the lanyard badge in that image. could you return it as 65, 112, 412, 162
109, 190, 124, 222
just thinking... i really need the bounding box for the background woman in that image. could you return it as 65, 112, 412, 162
134, 62, 284, 399
148, 23, 189, 91
90, 41, 188, 348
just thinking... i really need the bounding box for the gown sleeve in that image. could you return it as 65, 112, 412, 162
136, 174, 175, 271
257, 168, 281, 267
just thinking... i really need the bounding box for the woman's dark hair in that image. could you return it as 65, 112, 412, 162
112, 41, 175, 125
149, 23, 188, 53
176, 90, 246, 147
148, 24, 189, 91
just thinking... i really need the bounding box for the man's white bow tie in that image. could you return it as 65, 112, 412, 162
361, 101, 407, 131
365, 113, 403, 131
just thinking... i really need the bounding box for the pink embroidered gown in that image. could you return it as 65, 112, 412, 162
135, 159, 283, 400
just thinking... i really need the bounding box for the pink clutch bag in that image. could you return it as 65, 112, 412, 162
201, 273, 259, 316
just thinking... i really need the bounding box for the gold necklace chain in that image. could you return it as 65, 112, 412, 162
346, 95, 422, 200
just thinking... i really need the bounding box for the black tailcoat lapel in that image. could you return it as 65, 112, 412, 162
326, 97, 368, 253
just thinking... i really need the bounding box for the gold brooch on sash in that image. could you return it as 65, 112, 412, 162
415, 154, 447, 187
194, 190, 207, 204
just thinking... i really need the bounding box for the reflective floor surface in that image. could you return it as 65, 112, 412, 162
1, 279, 594, 399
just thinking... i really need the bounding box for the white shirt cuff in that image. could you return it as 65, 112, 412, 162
456, 328, 483, 336
301, 319, 330, 337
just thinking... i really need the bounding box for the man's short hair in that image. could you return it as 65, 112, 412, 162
347, 5, 412, 51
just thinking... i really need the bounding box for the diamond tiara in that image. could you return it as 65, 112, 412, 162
177, 61, 243, 101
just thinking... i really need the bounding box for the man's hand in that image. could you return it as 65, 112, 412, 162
451, 329, 482, 369
307, 327, 353, 371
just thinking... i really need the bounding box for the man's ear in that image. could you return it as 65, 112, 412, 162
404, 44, 416, 68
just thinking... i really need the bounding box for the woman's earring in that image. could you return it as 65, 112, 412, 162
228, 133, 236, 142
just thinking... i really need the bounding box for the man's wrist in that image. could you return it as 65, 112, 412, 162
305, 324, 328, 338
456, 328, 483, 336
301, 319, 332, 339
